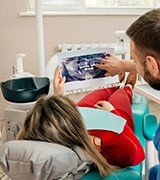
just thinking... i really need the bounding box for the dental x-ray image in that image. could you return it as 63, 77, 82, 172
57, 48, 119, 94
61, 53, 107, 82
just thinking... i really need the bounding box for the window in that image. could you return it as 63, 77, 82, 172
28, 0, 160, 15
28, 0, 84, 11
86, 0, 160, 8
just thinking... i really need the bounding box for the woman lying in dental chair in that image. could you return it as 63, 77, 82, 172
17, 67, 145, 177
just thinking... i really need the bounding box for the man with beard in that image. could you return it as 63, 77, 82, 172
96, 9, 160, 91
95, 9, 160, 180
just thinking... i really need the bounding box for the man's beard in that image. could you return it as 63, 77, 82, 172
144, 68, 160, 90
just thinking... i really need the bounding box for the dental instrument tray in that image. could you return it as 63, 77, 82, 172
1, 77, 50, 103
57, 48, 120, 94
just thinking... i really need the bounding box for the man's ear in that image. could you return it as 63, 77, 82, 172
146, 55, 160, 77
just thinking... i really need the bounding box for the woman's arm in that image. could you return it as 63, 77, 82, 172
94, 101, 115, 111
94, 101, 122, 117
53, 66, 66, 95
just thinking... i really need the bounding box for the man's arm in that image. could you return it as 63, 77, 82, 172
95, 55, 137, 76
121, 59, 137, 74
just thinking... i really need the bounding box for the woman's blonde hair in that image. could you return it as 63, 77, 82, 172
17, 95, 113, 176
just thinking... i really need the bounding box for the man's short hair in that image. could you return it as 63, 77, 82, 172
126, 9, 160, 57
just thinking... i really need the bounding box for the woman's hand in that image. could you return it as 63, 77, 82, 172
53, 66, 66, 95
94, 101, 115, 111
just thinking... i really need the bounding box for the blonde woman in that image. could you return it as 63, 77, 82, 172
17, 92, 114, 177
54, 66, 145, 168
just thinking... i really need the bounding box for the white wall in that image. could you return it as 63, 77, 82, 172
0, 0, 139, 117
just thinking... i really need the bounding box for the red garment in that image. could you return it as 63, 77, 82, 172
77, 87, 145, 168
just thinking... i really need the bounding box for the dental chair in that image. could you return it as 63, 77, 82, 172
0, 94, 158, 180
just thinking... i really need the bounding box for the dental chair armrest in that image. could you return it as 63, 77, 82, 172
142, 114, 158, 179
143, 114, 158, 141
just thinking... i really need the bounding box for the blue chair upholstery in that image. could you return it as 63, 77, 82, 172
131, 94, 149, 173
149, 164, 160, 180
132, 94, 149, 148
143, 114, 158, 141
81, 94, 151, 180
81, 168, 141, 180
